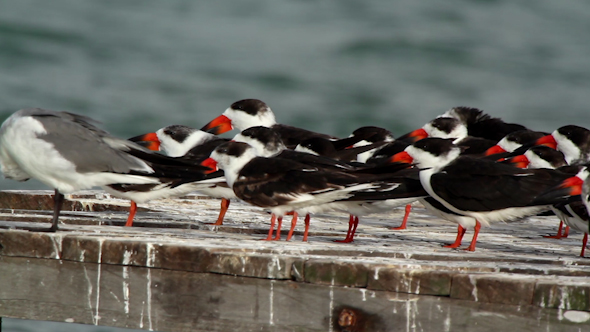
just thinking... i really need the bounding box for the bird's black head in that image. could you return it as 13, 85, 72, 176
215, 141, 252, 158
557, 125, 590, 147
230, 99, 269, 116
412, 137, 457, 157
162, 125, 195, 143
351, 126, 393, 142
429, 117, 461, 134
240, 126, 283, 147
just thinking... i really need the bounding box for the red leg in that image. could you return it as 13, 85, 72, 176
302, 214, 310, 242
286, 212, 299, 241
207, 198, 230, 226
543, 220, 565, 239
335, 215, 359, 243
581, 233, 588, 257
391, 204, 412, 230
562, 226, 570, 238
264, 214, 276, 241
334, 215, 354, 242
465, 220, 481, 252
350, 216, 359, 239
273, 217, 283, 241
444, 224, 467, 248
125, 201, 138, 227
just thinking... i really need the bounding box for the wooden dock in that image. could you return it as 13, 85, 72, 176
0, 190, 589, 331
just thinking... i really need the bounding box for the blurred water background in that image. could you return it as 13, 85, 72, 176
1, 1, 590, 331
0, 0, 589, 188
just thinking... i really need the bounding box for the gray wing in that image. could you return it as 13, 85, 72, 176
31, 109, 153, 174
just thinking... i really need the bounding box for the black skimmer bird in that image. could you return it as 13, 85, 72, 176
129, 125, 229, 159
232, 126, 422, 241
580, 168, 590, 256
541, 166, 588, 257
505, 146, 571, 239
391, 138, 580, 251
535, 125, 590, 165
294, 137, 388, 163
233, 126, 364, 171
333, 126, 395, 149
0, 108, 213, 231
484, 130, 549, 158
504, 146, 567, 170
440, 106, 528, 142
326, 126, 396, 162
200, 99, 337, 148
560, 199, 590, 257
398, 113, 471, 143
398, 117, 498, 155
129, 125, 234, 226
548, 167, 587, 255
201, 141, 415, 242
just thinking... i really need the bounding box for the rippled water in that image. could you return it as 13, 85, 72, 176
1, 0, 590, 186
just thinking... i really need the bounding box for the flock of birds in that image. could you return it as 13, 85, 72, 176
1, 99, 589, 257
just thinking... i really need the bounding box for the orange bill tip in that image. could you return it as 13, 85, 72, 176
506, 155, 529, 169
128, 132, 160, 151
408, 128, 428, 140
390, 151, 414, 164
200, 157, 219, 174
484, 144, 507, 156
201, 115, 233, 135
560, 176, 584, 196
536, 135, 557, 149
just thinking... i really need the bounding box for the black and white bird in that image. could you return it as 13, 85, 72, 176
579, 167, 590, 256
327, 126, 396, 163
201, 141, 413, 242
540, 166, 588, 257
130, 124, 229, 160
535, 125, 590, 165
392, 138, 580, 251
398, 117, 498, 156
504, 146, 572, 239
129, 124, 234, 226
201, 99, 337, 148
439, 106, 528, 142
483, 130, 548, 158
0, 108, 212, 231
294, 136, 388, 163
233, 126, 424, 241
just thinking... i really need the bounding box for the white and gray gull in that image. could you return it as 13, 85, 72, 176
0, 108, 212, 231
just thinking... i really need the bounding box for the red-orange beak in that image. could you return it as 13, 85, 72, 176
390, 151, 414, 164
398, 128, 428, 143
560, 175, 584, 196
536, 135, 557, 149
484, 144, 507, 156
201, 115, 233, 135
200, 158, 218, 174
505, 155, 529, 169
128, 132, 161, 151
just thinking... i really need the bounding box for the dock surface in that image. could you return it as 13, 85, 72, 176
0, 190, 589, 331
